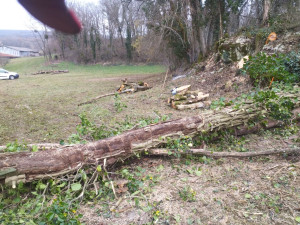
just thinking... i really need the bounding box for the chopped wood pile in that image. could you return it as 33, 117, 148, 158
32, 70, 69, 75
117, 78, 151, 93
168, 85, 210, 110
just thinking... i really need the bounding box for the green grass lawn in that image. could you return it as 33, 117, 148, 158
0, 57, 166, 145
4, 57, 165, 76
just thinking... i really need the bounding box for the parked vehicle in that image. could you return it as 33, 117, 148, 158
0, 68, 19, 80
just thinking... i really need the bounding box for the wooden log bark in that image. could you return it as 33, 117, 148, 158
149, 148, 300, 158
176, 85, 191, 95
0, 116, 204, 184
79, 87, 151, 106
1, 91, 300, 184
176, 102, 205, 110
78, 93, 116, 106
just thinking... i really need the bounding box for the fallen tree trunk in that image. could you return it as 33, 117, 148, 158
1, 91, 300, 185
149, 148, 300, 158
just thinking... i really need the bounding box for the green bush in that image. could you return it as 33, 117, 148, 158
242, 52, 300, 86
253, 89, 295, 121
284, 51, 300, 81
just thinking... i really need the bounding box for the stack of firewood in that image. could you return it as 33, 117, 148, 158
168, 85, 209, 110
117, 78, 151, 93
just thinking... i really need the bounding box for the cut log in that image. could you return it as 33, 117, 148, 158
186, 94, 210, 104
176, 85, 191, 95
176, 102, 205, 110
168, 89, 209, 110
135, 85, 151, 91
197, 93, 209, 101
149, 148, 300, 158
1, 91, 300, 185
173, 94, 188, 101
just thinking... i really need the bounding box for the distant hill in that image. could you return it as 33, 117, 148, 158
0, 30, 41, 51
0, 30, 34, 37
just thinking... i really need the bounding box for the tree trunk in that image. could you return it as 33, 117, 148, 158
218, 0, 224, 39
1, 92, 299, 185
149, 148, 300, 158
263, 0, 271, 24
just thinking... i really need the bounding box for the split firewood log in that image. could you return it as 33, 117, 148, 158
176, 102, 205, 110
176, 85, 191, 95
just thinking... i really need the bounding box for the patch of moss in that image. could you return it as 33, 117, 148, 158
219, 42, 243, 63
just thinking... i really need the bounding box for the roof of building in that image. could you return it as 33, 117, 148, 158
7, 46, 38, 53
0, 53, 19, 58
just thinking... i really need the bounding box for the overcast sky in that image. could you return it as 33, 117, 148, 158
0, 0, 99, 30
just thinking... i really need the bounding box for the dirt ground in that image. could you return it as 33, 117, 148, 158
77, 59, 300, 225
79, 131, 300, 225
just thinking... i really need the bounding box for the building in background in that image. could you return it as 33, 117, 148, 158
0, 45, 39, 57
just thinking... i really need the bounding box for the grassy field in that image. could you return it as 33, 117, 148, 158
4, 57, 165, 76
0, 57, 167, 145
1, 57, 300, 225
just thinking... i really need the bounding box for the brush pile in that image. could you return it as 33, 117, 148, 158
168, 85, 210, 110
32, 70, 69, 75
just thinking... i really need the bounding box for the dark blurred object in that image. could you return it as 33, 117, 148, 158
18, 0, 82, 34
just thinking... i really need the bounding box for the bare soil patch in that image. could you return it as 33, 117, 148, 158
79, 130, 300, 225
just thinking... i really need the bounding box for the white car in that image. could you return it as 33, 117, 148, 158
0, 68, 19, 80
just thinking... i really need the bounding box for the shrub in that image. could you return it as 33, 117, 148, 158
242, 52, 300, 86
283, 51, 300, 82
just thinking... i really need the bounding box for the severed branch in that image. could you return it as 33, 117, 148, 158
78, 86, 151, 106
78, 92, 118, 106
149, 148, 300, 158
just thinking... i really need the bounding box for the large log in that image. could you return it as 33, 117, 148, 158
1, 91, 300, 185
149, 148, 300, 158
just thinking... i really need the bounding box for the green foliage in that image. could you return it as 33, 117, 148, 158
119, 166, 159, 195
164, 136, 193, 157
284, 51, 300, 80
120, 168, 144, 193
67, 113, 170, 144
114, 93, 127, 112
242, 52, 299, 86
210, 97, 233, 110
4, 140, 29, 153
0, 181, 82, 225
0, 166, 121, 224
210, 83, 297, 122
271, 124, 299, 139
68, 113, 120, 144
178, 186, 196, 202
254, 89, 295, 121
42, 200, 81, 225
